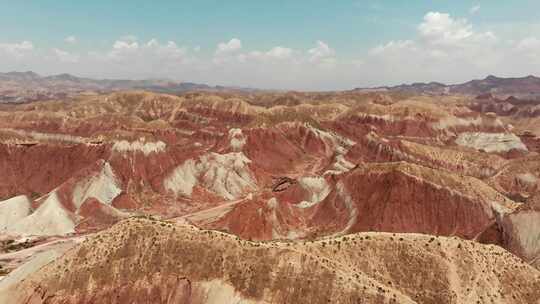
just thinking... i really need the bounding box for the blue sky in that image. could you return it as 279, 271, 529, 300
1, 1, 540, 90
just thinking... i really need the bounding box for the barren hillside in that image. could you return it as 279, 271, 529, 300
3, 218, 540, 304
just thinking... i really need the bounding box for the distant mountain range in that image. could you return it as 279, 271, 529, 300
356, 75, 540, 99
3, 72, 540, 103
0, 71, 254, 103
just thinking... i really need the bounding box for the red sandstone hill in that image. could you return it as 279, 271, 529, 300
1, 90, 540, 302
195, 162, 517, 245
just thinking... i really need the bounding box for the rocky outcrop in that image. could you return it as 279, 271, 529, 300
164, 152, 257, 201
271, 177, 297, 192
455, 132, 528, 153
500, 198, 540, 269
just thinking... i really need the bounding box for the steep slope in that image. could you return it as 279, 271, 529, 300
0, 142, 109, 199
0, 195, 31, 230
499, 196, 540, 269
311, 162, 517, 239
2, 160, 128, 236
502, 209, 540, 269
3, 218, 540, 304
5, 192, 76, 236
164, 151, 257, 201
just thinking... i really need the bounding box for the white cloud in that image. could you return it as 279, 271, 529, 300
207, 40, 343, 88
216, 38, 242, 55
372, 12, 499, 63
47, 37, 193, 80
266, 46, 293, 59
64, 36, 77, 44
308, 41, 335, 62
145, 39, 158, 48
516, 37, 540, 63
307, 41, 337, 68
215, 41, 335, 69
363, 11, 537, 85
112, 40, 139, 50
53, 48, 79, 63
516, 36, 540, 51
369, 40, 416, 55
104, 38, 189, 64
469, 5, 481, 15
106, 39, 140, 61
217, 45, 295, 66
0, 41, 34, 58
213, 38, 243, 64
418, 12, 474, 46
242, 46, 294, 62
